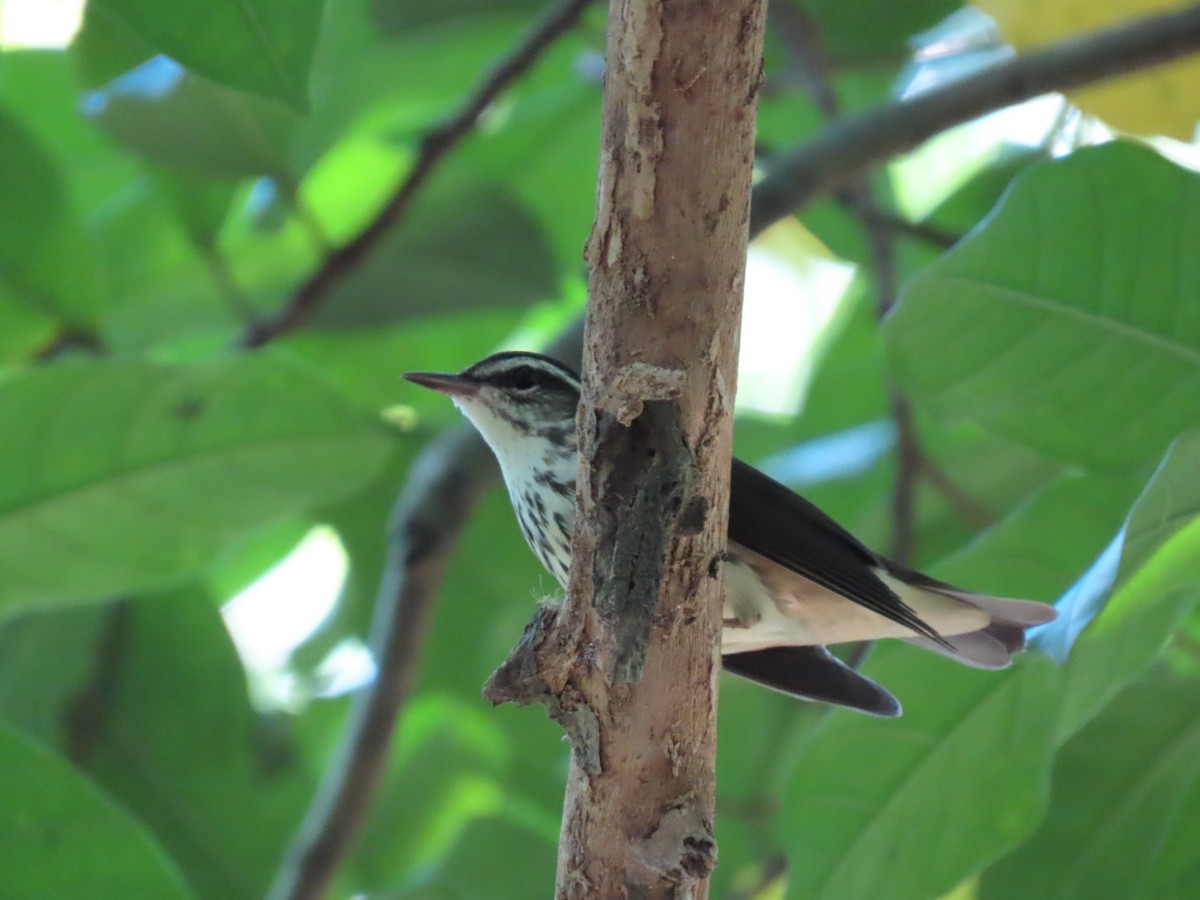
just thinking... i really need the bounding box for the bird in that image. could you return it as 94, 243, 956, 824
404, 351, 1056, 716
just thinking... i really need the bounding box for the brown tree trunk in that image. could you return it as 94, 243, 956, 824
564, 0, 766, 895
483, 0, 765, 895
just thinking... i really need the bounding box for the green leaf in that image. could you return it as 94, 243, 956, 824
933, 470, 1144, 601
89, 0, 324, 109
1054, 432, 1200, 736
0, 722, 194, 899
295, 10, 542, 172
1139, 762, 1200, 897
313, 183, 560, 328
352, 695, 512, 889
284, 309, 524, 415
0, 355, 394, 617
886, 142, 1200, 470
394, 814, 558, 898
794, 0, 960, 61
453, 57, 601, 266
0, 103, 92, 321
152, 169, 240, 249
371, 0, 546, 32
0, 606, 107, 747
981, 676, 1200, 900
71, 1, 156, 88
87, 59, 298, 179
922, 143, 1048, 236
0, 48, 141, 212
81, 591, 315, 900
777, 650, 1060, 900
0, 284, 56, 365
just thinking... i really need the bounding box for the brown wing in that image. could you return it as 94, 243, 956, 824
728, 458, 948, 646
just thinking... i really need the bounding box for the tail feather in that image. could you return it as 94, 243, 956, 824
939, 590, 1058, 627
903, 587, 1055, 668
904, 625, 1016, 669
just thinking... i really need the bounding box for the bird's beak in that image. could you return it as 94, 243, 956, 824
402, 371, 481, 398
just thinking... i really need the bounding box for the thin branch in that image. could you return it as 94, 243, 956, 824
888, 391, 920, 565
34, 327, 105, 362
751, 3, 1200, 234
242, 0, 598, 349
919, 456, 997, 530
852, 207, 959, 250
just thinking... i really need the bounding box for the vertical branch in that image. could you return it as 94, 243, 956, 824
565, 0, 766, 895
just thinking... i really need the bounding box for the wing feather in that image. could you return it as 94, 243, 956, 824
723, 646, 901, 716
728, 458, 947, 646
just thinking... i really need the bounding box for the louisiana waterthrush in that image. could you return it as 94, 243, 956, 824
404, 351, 1056, 716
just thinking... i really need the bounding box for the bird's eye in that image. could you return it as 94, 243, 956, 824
510, 366, 538, 391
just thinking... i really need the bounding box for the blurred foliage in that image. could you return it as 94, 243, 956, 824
0, 1, 1198, 898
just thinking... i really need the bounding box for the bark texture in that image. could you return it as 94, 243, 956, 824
486, 0, 766, 897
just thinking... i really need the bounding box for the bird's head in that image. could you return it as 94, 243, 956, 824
403, 351, 582, 468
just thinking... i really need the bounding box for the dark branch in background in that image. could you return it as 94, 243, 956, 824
773, 3, 917, 564
241, 0, 599, 349
268, 320, 583, 900
751, 2, 1200, 234
919, 457, 996, 530
854, 207, 958, 250
887, 393, 920, 565
268, 428, 497, 900
266, 5, 1200, 898
35, 327, 105, 362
